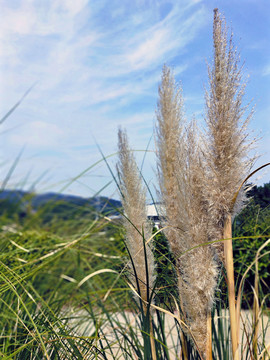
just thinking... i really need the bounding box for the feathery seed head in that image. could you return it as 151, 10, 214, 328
117, 128, 155, 302
204, 9, 256, 256
156, 65, 187, 256
155, 66, 218, 357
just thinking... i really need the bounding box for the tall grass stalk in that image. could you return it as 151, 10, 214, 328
203, 8, 257, 359
224, 215, 239, 359
207, 311, 213, 360
253, 248, 259, 359
116, 128, 157, 359
117, 128, 155, 309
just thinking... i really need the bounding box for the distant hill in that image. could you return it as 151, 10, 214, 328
0, 183, 269, 226
0, 189, 121, 220
30, 192, 121, 214
0, 189, 26, 203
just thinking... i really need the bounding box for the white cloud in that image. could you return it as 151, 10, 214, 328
60, 0, 89, 16
1, 0, 207, 111
263, 64, 270, 76
6, 0, 260, 197
9, 121, 64, 147
0, 4, 36, 36
125, 28, 169, 70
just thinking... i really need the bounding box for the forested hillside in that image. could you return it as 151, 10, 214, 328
0, 190, 121, 234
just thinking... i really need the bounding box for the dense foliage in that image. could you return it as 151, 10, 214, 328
0, 182, 269, 358
233, 183, 270, 307
1, 182, 269, 306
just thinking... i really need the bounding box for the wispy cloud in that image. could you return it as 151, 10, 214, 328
1, 0, 206, 106
262, 64, 270, 77
8, 121, 64, 147
0, 0, 268, 196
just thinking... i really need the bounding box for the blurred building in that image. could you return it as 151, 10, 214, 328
146, 203, 164, 229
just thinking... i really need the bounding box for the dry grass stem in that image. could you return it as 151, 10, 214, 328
224, 215, 239, 360
207, 311, 213, 360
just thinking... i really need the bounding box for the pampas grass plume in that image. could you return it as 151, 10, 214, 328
117, 128, 155, 304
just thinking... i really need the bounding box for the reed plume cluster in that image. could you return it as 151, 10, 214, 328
156, 65, 218, 357
117, 128, 155, 306
116, 8, 256, 360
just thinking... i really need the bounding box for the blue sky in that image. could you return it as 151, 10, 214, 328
0, 0, 269, 200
